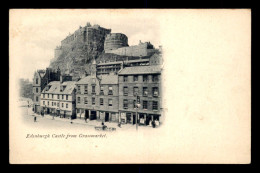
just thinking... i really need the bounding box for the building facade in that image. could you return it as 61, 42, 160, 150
32, 67, 61, 114
75, 60, 119, 122
118, 65, 162, 126
40, 80, 76, 118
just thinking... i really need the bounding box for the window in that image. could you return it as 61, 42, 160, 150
133, 87, 139, 96
36, 96, 38, 102
62, 103, 64, 107
52, 94, 53, 99
123, 86, 128, 96
66, 104, 68, 108
152, 75, 159, 82
100, 98, 104, 105
36, 88, 38, 93
52, 102, 53, 106
62, 95, 64, 100
66, 95, 68, 100
143, 75, 148, 82
84, 97, 88, 104
57, 103, 59, 107
84, 85, 88, 94
152, 101, 158, 110
153, 87, 159, 97
108, 86, 113, 95
48, 94, 49, 98
54, 102, 56, 106
57, 95, 59, 99
77, 97, 80, 104
48, 101, 49, 105
43, 94, 45, 98
123, 76, 128, 82
123, 99, 128, 109
92, 97, 95, 105
77, 85, 80, 92
134, 75, 138, 82
43, 101, 45, 105
143, 101, 148, 109
108, 99, 112, 106
133, 100, 136, 108
143, 87, 148, 96
36, 78, 38, 84
92, 85, 96, 94
100, 86, 104, 95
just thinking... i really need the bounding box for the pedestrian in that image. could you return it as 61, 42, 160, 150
152, 120, 156, 128
118, 122, 121, 128
34, 116, 37, 122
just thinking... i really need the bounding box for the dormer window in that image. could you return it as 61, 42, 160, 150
46, 85, 51, 91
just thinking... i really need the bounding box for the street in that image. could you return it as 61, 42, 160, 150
20, 106, 157, 132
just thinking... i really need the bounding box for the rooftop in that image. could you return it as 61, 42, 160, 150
118, 65, 161, 75
76, 75, 118, 85
42, 81, 76, 94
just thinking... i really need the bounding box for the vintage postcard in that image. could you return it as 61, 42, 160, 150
9, 9, 251, 164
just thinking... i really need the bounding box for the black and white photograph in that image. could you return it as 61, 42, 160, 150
9, 9, 251, 164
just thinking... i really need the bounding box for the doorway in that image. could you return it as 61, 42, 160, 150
132, 113, 136, 125
85, 110, 89, 119
90, 111, 97, 120
146, 115, 151, 125
105, 112, 109, 122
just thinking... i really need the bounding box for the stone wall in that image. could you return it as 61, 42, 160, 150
104, 33, 129, 51
105, 42, 157, 57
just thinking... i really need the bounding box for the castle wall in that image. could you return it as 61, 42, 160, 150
104, 33, 128, 51
105, 42, 156, 57
61, 24, 111, 47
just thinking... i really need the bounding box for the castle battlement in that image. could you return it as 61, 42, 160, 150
61, 22, 111, 46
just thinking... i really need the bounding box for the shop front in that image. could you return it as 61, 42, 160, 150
34, 104, 41, 114
76, 108, 85, 119
120, 112, 135, 124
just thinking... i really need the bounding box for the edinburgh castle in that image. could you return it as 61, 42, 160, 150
49, 22, 161, 81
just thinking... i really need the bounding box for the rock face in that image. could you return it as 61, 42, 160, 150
49, 23, 111, 80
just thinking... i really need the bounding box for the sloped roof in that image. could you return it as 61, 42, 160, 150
42, 81, 76, 94
118, 65, 161, 75
76, 75, 118, 85
100, 75, 118, 84
76, 76, 95, 85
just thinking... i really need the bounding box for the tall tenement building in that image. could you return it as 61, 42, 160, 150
118, 65, 162, 126
75, 60, 120, 122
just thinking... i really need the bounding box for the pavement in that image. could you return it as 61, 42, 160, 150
24, 106, 158, 131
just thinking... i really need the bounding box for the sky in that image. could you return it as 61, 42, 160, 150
10, 9, 161, 81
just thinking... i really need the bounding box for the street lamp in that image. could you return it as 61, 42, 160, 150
135, 95, 141, 131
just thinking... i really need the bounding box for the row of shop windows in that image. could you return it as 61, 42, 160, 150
123, 86, 159, 97
77, 85, 113, 95
123, 74, 159, 82
43, 101, 68, 108
77, 97, 113, 106
42, 94, 69, 100
123, 100, 158, 110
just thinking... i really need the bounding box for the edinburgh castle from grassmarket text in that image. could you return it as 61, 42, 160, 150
31, 22, 163, 129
